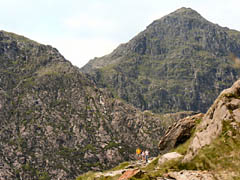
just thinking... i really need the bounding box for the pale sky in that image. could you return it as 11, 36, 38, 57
1, 0, 240, 68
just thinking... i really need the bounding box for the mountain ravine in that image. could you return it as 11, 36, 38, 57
81, 7, 240, 114
0, 30, 188, 179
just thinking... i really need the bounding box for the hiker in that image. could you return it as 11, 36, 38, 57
141, 151, 145, 161
136, 148, 141, 160
145, 150, 149, 163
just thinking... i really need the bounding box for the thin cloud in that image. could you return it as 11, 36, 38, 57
63, 14, 118, 34
49, 37, 119, 67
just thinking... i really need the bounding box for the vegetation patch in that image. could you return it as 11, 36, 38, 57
110, 161, 130, 171
76, 171, 96, 180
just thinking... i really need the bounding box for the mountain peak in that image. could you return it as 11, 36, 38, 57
169, 7, 202, 17
158, 7, 204, 23
173, 7, 198, 13
146, 7, 206, 31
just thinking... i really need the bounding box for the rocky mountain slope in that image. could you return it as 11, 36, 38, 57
79, 79, 240, 179
0, 30, 182, 179
81, 7, 240, 113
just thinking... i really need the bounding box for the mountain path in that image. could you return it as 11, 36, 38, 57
94, 157, 157, 178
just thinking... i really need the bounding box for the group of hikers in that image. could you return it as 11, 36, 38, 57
136, 148, 149, 163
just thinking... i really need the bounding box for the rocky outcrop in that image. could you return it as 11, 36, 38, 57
158, 113, 204, 153
81, 7, 240, 114
156, 79, 240, 178
158, 152, 183, 165
184, 79, 240, 162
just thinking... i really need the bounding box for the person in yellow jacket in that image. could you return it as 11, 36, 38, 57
136, 148, 141, 160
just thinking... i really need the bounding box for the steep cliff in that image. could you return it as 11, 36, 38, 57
81, 7, 240, 113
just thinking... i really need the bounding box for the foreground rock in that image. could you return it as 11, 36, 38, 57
184, 79, 240, 162
159, 113, 204, 153
156, 79, 240, 179
158, 152, 183, 165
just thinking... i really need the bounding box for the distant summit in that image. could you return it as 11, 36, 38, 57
155, 7, 203, 20
81, 8, 240, 113
170, 7, 202, 16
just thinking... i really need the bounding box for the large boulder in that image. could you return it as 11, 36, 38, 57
158, 113, 204, 153
158, 152, 183, 165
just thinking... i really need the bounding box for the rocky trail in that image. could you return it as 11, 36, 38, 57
92, 154, 216, 180
94, 157, 157, 179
